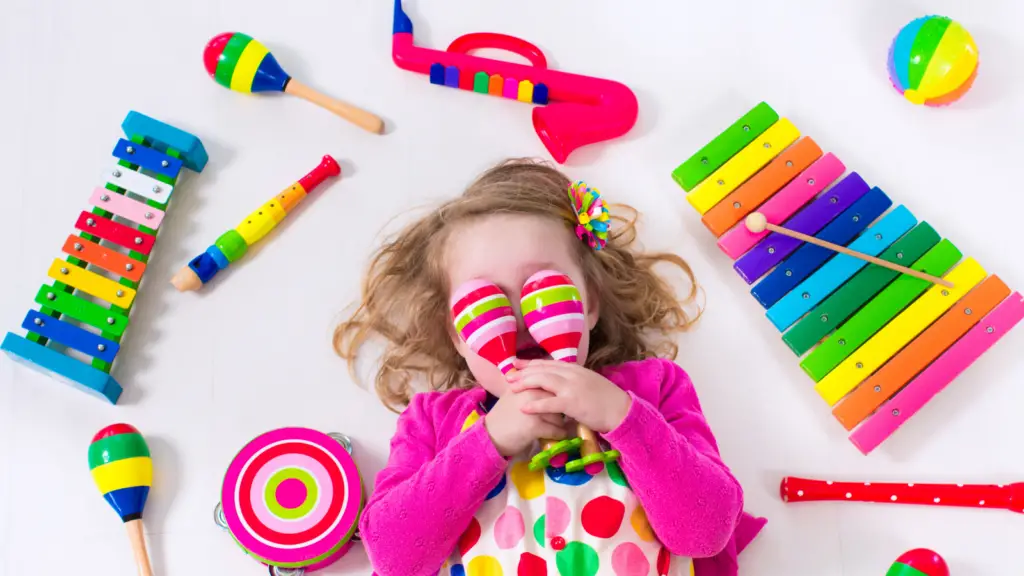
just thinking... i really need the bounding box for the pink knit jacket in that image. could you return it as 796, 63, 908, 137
360, 358, 766, 575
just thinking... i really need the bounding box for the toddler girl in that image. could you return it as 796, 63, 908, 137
336, 159, 765, 576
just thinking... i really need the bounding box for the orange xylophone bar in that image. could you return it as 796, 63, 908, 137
672, 102, 1023, 454
1, 112, 207, 403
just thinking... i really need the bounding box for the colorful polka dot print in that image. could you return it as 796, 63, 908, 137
451, 407, 693, 575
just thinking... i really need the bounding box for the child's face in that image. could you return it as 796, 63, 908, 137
445, 214, 599, 398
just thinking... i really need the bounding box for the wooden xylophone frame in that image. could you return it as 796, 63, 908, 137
673, 102, 1024, 454
1, 111, 207, 403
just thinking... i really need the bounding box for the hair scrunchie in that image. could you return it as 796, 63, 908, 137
568, 180, 610, 250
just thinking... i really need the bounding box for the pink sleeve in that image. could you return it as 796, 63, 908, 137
359, 393, 508, 576
601, 359, 744, 558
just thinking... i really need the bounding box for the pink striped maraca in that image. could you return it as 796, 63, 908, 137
450, 279, 518, 374
520, 270, 585, 362
521, 270, 620, 473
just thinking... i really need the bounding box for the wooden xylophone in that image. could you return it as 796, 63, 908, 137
673, 102, 1024, 454
1, 112, 207, 404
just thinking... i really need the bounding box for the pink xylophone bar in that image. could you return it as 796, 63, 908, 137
1, 112, 207, 403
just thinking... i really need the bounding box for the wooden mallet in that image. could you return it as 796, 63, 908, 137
744, 212, 954, 288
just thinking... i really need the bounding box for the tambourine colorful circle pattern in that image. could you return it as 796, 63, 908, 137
221, 427, 362, 568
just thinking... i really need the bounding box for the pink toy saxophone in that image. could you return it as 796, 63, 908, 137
392, 0, 639, 164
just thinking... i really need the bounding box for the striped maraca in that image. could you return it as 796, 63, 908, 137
521, 270, 620, 473
451, 279, 576, 467
450, 279, 518, 375
204, 32, 384, 134
89, 424, 154, 576
887, 549, 949, 576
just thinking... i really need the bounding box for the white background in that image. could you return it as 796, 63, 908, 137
2, 1, 1023, 575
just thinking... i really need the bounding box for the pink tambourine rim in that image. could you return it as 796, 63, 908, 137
220, 427, 361, 566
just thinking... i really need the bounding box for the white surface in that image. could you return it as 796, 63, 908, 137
1, 0, 1023, 574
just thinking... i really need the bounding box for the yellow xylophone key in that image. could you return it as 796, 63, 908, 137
47, 259, 137, 308
687, 119, 800, 214
815, 257, 986, 406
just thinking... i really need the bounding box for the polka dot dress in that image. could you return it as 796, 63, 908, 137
445, 411, 694, 576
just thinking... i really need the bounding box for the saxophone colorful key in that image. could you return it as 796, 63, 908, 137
171, 155, 340, 292
521, 270, 620, 474
1, 112, 206, 403
89, 424, 155, 576
204, 32, 385, 134
673, 101, 1023, 454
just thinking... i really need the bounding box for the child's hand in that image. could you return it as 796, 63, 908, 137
484, 388, 570, 457
507, 359, 632, 433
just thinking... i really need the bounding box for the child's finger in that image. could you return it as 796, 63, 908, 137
533, 422, 569, 441
514, 358, 581, 374
539, 413, 565, 427
508, 379, 555, 393
520, 396, 567, 415
511, 374, 566, 394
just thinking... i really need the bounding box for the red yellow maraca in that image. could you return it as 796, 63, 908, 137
204, 32, 384, 134
89, 424, 154, 576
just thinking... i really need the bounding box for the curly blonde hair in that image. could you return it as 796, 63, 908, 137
334, 159, 701, 412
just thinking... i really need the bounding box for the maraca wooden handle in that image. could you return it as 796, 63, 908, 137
125, 519, 154, 576
577, 423, 600, 457
285, 79, 384, 134
781, 476, 1024, 513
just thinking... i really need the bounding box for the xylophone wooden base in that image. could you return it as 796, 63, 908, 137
2, 333, 122, 403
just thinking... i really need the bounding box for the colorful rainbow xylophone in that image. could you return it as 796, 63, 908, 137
1, 112, 207, 403
392, 0, 638, 164
673, 102, 1024, 454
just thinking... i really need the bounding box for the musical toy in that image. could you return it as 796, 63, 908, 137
204, 32, 385, 134
888, 549, 950, 576
743, 212, 952, 288
391, 0, 638, 164
89, 424, 155, 576
451, 279, 519, 375
673, 101, 1023, 454
170, 155, 341, 292
782, 475, 1024, 515
888, 16, 979, 106
520, 270, 620, 473
214, 427, 364, 575
1, 112, 207, 403
450, 278, 579, 467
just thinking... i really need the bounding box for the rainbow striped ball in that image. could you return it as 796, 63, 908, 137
887, 16, 978, 106
204, 32, 290, 93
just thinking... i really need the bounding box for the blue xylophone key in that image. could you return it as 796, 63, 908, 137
21, 310, 120, 364
112, 138, 183, 179
765, 204, 917, 331
752, 186, 893, 309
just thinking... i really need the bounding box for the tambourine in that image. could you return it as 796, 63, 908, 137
214, 427, 363, 575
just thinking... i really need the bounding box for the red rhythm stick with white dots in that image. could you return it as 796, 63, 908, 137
781, 476, 1024, 513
